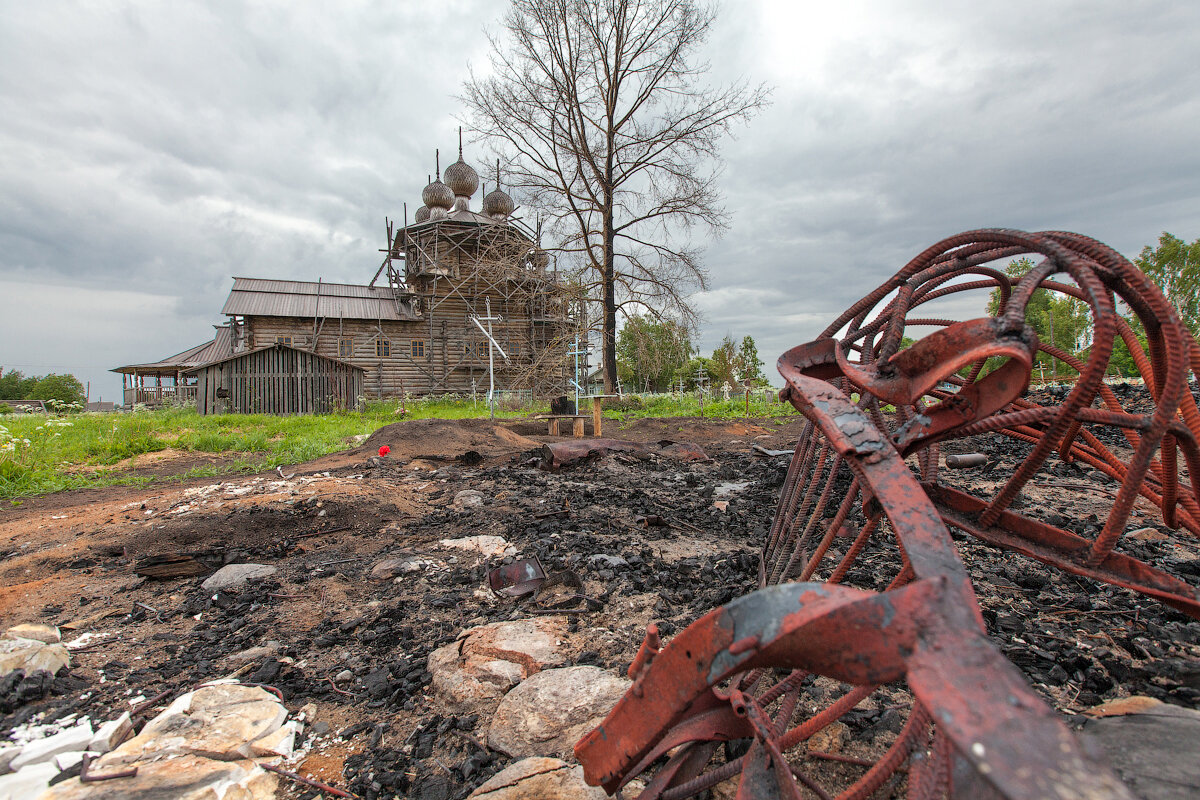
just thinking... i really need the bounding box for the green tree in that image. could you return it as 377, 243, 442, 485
0, 370, 38, 401
1134, 232, 1200, 337
986, 257, 1091, 379
26, 374, 85, 406
616, 316, 694, 392
710, 335, 738, 388
735, 335, 766, 385
675, 356, 715, 391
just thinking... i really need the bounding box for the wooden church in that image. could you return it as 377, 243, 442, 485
115, 138, 581, 412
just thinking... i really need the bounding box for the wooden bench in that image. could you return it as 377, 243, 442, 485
540, 415, 587, 437
535, 397, 607, 438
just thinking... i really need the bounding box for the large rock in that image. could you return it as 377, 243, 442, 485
0, 638, 69, 676
201, 564, 277, 591
39, 754, 277, 800
428, 618, 567, 715
1082, 702, 1200, 800
100, 684, 288, 766
0, 761, 58, 800
487, 666, 630, 759
466, 757, 607, 800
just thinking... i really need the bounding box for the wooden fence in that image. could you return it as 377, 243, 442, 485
188, 345, 364, 415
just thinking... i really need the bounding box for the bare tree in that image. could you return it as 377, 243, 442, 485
462, 0, 768, 392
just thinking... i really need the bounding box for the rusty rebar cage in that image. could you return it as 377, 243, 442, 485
576, 230, 1200, 799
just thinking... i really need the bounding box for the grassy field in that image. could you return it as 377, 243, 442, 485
0, 392, 796, 501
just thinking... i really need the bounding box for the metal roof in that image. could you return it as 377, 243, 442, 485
112, 326, 234, 375
182, 343, 363, 373
221, 278, 414, 321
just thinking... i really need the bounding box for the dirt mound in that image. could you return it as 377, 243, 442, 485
363, 418, 543, 463
598, 416, 807, 452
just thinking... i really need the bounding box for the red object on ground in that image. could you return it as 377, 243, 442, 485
378, 445, 390, 457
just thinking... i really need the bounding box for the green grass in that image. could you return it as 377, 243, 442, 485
613, 392, 799, 421
0, 391, 794, 500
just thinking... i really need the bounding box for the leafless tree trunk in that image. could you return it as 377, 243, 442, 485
462, 0, 768, 392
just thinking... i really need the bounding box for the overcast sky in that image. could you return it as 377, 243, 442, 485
2, 1, 1198, 399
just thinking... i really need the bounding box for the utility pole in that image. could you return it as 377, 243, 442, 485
471, 298, 508, 419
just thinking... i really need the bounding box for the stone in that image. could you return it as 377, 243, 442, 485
586, 554, 628, 569
466, 757, 607, 800
369, 556, 426, 581
439, 535, 507, 557
453, 490, 486, 509
428, 617, 567, 715
53, 750, 96, 771
246, 720, 300, 758
40, 754, 277, 800
201, 564, 277, 591
3, 624, 60, 644
1085, 695, 1166, 717
1127, 527, 1169, 542
101, 684, 287, 766
8, 720, 93, 771
88, 712, 133, 754
1082, 702, 1200, 800
713, 500, 729, 512
0, 761, 58, 800
0, 638, 69, 676
335, 669, 354, 683
220, 641, 280, 667
0, 745, 20, 774
807, 720, 849, 752
487, 666, 630, 759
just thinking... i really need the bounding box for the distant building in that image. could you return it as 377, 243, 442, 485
114, 138, 581, 408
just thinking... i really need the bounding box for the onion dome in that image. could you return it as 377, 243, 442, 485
421, 150, 454, 212
422, 178, 453, 211
483, 160, 514, 219
414, 205, 430, 223
483, 186, 514, 220
443, 128, 479, 202
429, 206, 449, 221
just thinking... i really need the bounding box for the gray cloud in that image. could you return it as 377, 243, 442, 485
2, 1, 1198, 396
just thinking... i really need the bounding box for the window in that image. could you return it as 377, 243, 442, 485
376, 339, 391, 357
338, 338, 353, 358
411, 339, 426, 358
508, 341, 521, 358
275, 336, 292, 345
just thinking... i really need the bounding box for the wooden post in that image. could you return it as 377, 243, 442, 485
592, 397, 603, 437
572, 416, 584, 438
549, 418, 560, 436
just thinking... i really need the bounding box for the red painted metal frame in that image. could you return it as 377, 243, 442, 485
575, 230, 1200, 799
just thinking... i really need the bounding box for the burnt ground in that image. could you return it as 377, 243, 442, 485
0, 409, 1198, 798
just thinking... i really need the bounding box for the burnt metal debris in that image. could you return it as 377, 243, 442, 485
576, 229, 1200, 798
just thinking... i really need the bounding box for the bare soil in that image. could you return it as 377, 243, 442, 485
0, 414, 1196, 799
